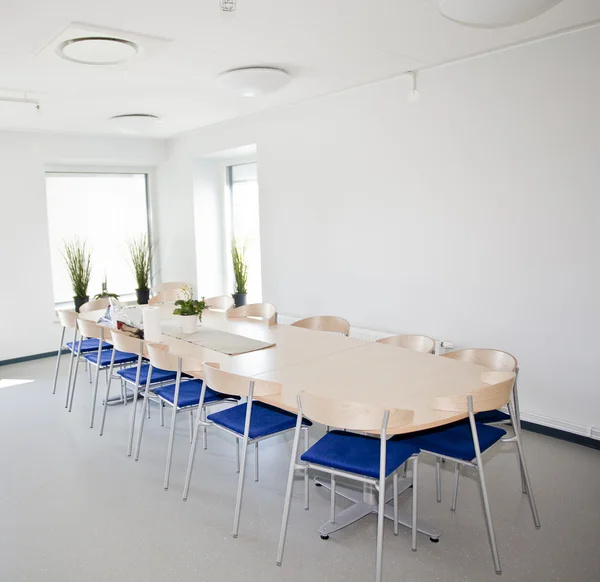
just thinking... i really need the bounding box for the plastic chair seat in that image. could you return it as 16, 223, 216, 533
117, 364, 177, 386
393, 422, 506, 462
475, 410, 511, 424
66, 339, 111, 353
208, 402, 311, 440
84, 349, 138, 367
301, 430, 419, 479
154, 380, 227, 408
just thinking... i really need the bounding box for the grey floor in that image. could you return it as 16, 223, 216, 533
0, 357, 599, 582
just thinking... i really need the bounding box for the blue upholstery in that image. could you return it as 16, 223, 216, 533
393, 422, 506, 462
475, 410, 511, 424
66, 339, 111, 353
117, 364, 177, 386
84, 349, 138, 367
208, 401, 311, 440
301, 430, 419, 479
154, 380, 226, 408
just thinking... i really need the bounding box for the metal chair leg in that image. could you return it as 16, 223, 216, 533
393, 472, 399, 536
134, 369, 153, 461
412, 456, 419, 551
64, 329, 78, 408
89, 343, 103, 428
233, 392, 254, 538
435, 457, 442, 502
303, 427, 309, 510
189, 409, 194, 443
330, 475, 336, 523
183, 407, 203, 501
254, 441, 259, 482
375, 478, 386, 582
451, 463, 460, 511
160, 401, 165, 427
235, 438, 240, 473
52, 328, 65, 395
164, 368, 182, 490
202, 407, 208, 450
99, 349, 116, 436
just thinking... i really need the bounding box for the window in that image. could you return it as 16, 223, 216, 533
45, 172, 150, 304
227, 163, 262, 302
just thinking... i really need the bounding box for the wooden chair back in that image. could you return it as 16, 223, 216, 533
152, 281, 188, 293
442, 348, 517, 372
110, 330, 144, 355
79, 298, 110, 314
203, 363, 282, 397
77, 319, 106, 342
205, 295, 235, 311
377, 334, 435, 353
432, 371, 516, 413
291, 316, 350, 336
299, 391, 414, 433
227, 303, 277, 326
146, 344, 203, 374
57, 310, 79, 329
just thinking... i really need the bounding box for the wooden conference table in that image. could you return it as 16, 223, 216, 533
83, 306, 488, 540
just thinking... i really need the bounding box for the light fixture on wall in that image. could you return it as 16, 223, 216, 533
408, 71, 420, 103
109, 113, 161, 133
56, 36, 139, 65
438, 0, 563, 28
220, 0, 236, 11
217, 67, 290, 97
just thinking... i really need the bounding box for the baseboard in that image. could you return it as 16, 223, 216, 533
0, 349, 67, 367
521, 421, 600, 450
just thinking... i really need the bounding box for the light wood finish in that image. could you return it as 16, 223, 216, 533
146, 344, 203, 375
203, 362, 282, 398
291, 316, 350, 336
227, 303, 277, 326
432, 371, 516, 413
78, 298, 110, 314
152, 281, 188, 293
149, 287, 181, 304
299, 391, 413, 432
57, 309, 78, 329
205, 295, 235, 311
377, 334, 435, 354
442, 348, 517, 372
110, 330, 144, 355
77, 318, 106, 342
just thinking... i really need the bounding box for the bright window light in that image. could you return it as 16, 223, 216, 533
0, 379, 34, 389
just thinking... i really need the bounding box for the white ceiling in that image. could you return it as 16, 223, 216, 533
0, 0, 598, 138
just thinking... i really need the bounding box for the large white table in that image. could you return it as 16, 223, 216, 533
84, 306, 488, 541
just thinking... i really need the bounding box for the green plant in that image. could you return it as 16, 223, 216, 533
232, 240, 248, 295
128, 234, 154, 291
173, 285, 207, 319
94, 275, 119, 300
62, 238, 92, 298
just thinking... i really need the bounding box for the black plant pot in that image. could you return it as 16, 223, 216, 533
232, 293, 247, 308
74, 296, 89, 313
136, 288, 150, 305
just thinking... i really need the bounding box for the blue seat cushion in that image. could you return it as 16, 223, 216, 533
475, 410, 511, 424
66, 338, 111, 353
154, 380, 226, 408
393, 422, 506, 462
84, 349, 138, 367
208, 401, 311, 440
117, 364, 177, 386
301, 430, 419, 479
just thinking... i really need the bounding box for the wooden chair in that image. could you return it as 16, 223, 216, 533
227, 303, 277, 326
277, 392, 418, 582
152, 281, 188, 293
53, 310, 79, 399
377, 335, 435, 354
394, 370, 539, 574
291, 316, 350, 336
183, 363, 309, 539
205, 295, 235, 311
78, 297, 110, 314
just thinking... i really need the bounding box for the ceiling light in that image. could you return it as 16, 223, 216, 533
57, 37, 138, 65
220, 0, 236, 11
109, 114, 161, 133
217, 67, 290, 97
438, 0, 563, 28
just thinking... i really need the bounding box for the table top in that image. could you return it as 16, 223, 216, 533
81, 306, 487, 434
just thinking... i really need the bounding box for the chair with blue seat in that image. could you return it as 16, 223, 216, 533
182, 363, 310, 539
69, 319, 138, 428
393, 370, 539, 574
134, 347, 236, 490
440, 349, 526, 506
277, 392, 419, 582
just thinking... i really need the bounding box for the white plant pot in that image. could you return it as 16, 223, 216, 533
179, 315, 198, 334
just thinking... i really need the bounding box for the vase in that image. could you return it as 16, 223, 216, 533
232, 293, 247, 308
136, 288, 150, 305
180, 314, 198, 334
74, 296, 89, 313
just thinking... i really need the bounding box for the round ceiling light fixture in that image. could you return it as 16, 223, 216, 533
438, 0, 563, 28
57, 37, 138, 65
217, 67, 290, 97
109, 114, 161, 133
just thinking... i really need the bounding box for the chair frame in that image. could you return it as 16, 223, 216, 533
291, 316, 350, 336
277, 393, 419, 582
182, 364, 308, 539
52, 310, 79, 398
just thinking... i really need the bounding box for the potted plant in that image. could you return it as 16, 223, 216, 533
94, 274, 120, 300
173, 285, 207, 334
232, 240, 248, 308
62, 238, 92, 312
128, 234, 153, 305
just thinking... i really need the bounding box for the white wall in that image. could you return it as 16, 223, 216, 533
158, 25, 600, 436
0, 131, 166, 361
